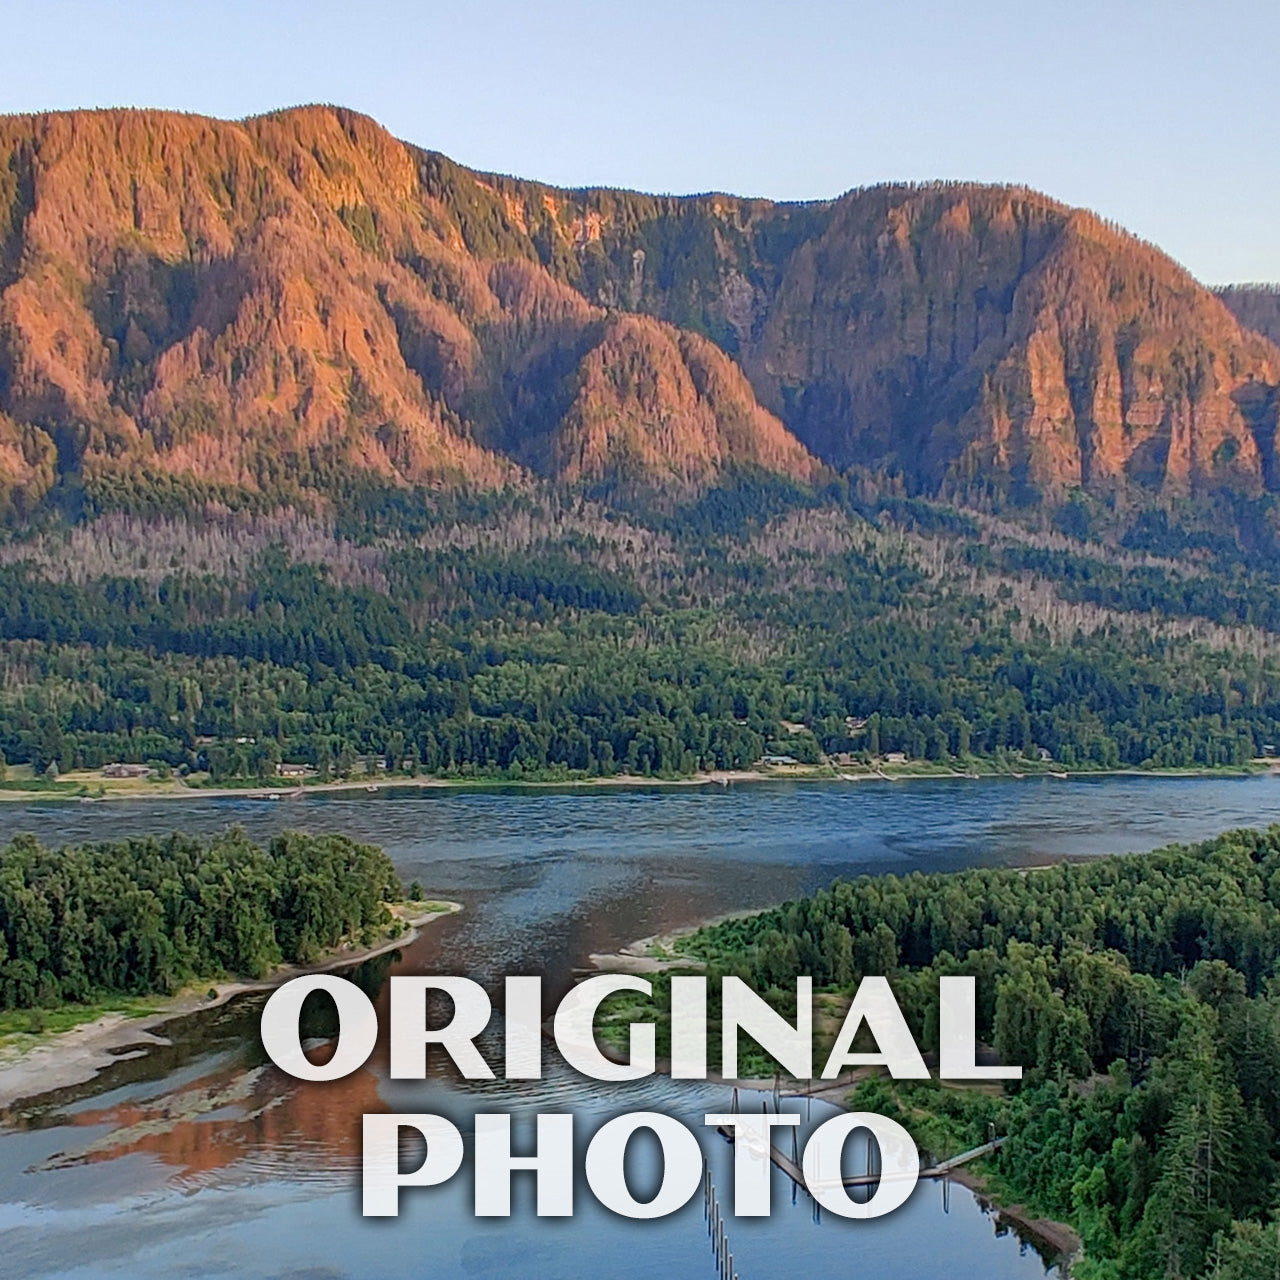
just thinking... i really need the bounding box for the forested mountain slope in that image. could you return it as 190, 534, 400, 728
0, 104, 1276, 521
1, 107, 1279, 786
3, 481, 1280, 785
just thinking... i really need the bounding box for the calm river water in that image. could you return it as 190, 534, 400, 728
3, 774, 1280, 1279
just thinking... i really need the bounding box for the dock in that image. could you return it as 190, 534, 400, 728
713, 1088, 1005, 1191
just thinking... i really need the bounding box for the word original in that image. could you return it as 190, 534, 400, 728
259, 973, 1019, 1219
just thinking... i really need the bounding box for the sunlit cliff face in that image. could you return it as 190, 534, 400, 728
0, 106, 1275, 518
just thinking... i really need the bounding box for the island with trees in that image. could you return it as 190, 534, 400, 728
0, 828, 404, 1017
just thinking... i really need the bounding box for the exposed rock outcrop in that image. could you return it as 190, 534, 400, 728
0, 105, 1274, 515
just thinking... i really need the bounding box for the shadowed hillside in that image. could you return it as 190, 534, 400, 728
1218, 284, 1280, 348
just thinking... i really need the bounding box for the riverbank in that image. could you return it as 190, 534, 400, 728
586, 910, 765, 974
951, 1167, 1081, 1269
590, 928, 1081, 1275
772, 1078, 1081, 1269
0, 759, 1269, 804
0, 899, 460, 1112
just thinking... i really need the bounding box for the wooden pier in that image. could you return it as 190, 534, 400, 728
714, 1089, 1005, 1192
699, 1090, 1007, 1273
703, 1162, 738, 1280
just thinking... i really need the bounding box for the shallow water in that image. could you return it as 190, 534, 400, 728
3, 774, 1279, 1278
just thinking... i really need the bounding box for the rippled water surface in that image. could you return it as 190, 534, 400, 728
3, 774, 1280, 1278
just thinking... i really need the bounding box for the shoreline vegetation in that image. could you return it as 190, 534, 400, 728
591, 827, 1280, 1279
0, 898, 460, 1111
587, 922, 1083, 1271
6, 484, 1280, 809
0, 758, 1273, 804
7, 815, 1280, 1275
0, 827, 454, 1110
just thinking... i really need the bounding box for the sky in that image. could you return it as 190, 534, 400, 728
0, 0, 1276, 284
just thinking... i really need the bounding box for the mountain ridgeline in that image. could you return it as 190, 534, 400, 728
4, 108, 1280, 787
0, 104, 1276, 524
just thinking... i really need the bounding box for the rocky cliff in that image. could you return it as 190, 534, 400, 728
476, 176, 1280, 504
0, 106, 818, 514
0, 104, 1275, 517
1218, 285, 1280, 348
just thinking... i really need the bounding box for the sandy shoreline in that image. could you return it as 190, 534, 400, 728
0, 769, 782, 804
0, 761, 1267, 805
585, 908, 771, 974
0, 901, 460, 1113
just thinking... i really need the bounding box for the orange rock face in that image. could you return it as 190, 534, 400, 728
0, 106, 1275, 513
738, 189, 1280, 502
0, 106, 817, 509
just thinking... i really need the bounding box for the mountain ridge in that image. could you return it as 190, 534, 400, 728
0, 104, 1275, 521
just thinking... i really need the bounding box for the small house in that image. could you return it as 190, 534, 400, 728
102, 763, 151, 779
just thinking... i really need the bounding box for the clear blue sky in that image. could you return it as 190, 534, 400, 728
3, 0, 1276, 284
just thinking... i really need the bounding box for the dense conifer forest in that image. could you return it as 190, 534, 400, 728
688, 826, 1280, 1280
0, 829, 401, 1009
2, 480, 1280, 786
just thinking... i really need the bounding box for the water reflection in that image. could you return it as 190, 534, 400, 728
4, 775, 1279, 1277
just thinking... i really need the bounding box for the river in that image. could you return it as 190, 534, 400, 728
2, 773, 1279, 1279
